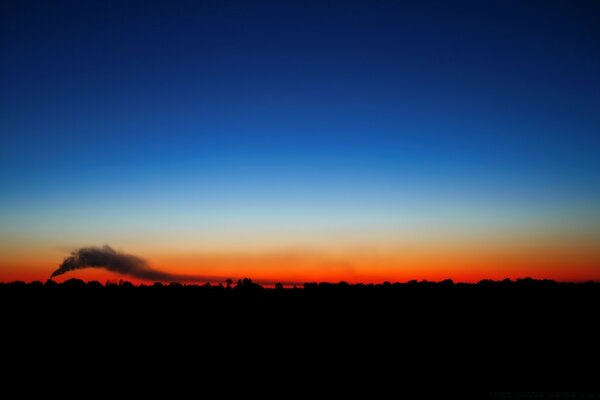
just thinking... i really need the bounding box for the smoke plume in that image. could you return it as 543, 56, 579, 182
50, 245, 297, 285
51, 245, 212, 282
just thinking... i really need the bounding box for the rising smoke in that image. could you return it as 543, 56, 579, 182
50, 245, 296, 285
51, 245, 211, 282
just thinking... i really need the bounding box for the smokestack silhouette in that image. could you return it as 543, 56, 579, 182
51, 245, 208, 282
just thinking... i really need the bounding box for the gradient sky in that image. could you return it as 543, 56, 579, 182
1, 0, 599, 283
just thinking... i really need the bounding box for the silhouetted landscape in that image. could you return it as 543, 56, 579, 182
3, 0, 600, 395
4, 277, 599, 393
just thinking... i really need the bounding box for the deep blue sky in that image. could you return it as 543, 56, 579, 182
1, 1, 599, 258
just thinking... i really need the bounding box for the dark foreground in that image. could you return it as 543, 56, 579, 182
3, 278, 599, 396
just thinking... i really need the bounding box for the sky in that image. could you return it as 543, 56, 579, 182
1, 0, 599, 283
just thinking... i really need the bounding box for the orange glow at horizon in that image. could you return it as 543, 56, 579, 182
2, 237, 599, 284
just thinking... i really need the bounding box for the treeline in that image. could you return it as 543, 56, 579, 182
3, 275, 599, 391
1, 276, 596, 291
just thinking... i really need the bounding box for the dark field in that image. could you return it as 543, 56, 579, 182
3, 278, 599, 395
